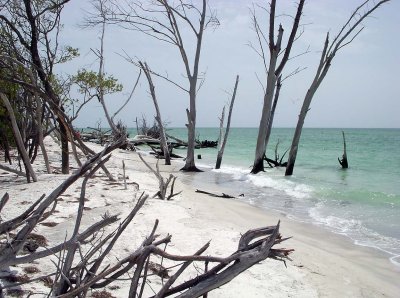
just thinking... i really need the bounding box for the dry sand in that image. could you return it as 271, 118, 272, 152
0, 138, 399, 297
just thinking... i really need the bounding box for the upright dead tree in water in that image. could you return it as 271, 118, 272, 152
251, 0, 305, 174
104, 0, 218, 171
285, 0, 390, 176
216, 75, 239, 169
139, 61, 171, 165
338, 131, 348, 169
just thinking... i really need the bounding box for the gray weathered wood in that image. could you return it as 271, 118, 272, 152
0, 92, 37, 182
216, 75, 239, 169
285, 0, 389, 176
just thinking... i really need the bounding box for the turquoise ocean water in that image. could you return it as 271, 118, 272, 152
130, 127, 400, 265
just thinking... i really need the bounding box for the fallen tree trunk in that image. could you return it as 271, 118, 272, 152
195, 189, 235, 199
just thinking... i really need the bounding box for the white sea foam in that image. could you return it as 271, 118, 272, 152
309, 205, 400, 267
210, 160, 400, 267
246, 174, 313, 199
213, 165, 314, 199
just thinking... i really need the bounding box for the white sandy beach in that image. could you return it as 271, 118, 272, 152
0, 138, 399, 297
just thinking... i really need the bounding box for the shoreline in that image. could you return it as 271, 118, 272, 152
174, 175, 400, 297
135, 147, 400, 296
174, 157, 400, 269
1, 140, 399, 297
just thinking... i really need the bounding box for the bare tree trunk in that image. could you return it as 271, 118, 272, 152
181, 97, 197, 172
251, 45, 280, 174
181, 0, 207, 172
59, 120, 70, 174
264, 75, 281, 150
35, 96, 51, 173
107, 0, 211, 171
22, 0, 71, 174
0, 92, 37, 182
0, 128, 12, 164
251, 0, 305, 174
217, 106, 225, 163
285, 0, 388, 176
140, 61, 171, 165
285, 34, 331, 176
216, 75, 239, 169
70, 132, 82, 168
285, 78, 326, 176
96, 2, 120, 135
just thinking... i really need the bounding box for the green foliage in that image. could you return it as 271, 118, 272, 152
57, 46, 80, 64
0, 98, 16, 148
73, 69, 123, 96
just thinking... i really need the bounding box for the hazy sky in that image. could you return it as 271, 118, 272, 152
58, 0, 400, 128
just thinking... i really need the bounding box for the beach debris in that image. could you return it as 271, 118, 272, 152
195, 189, 236, 199
264, 140, 289, 168
148, 261, 170, 279
23, 266, 40, 274
0, 139, 291, 297
138, 153, 182, 200
91, 290, 117, 298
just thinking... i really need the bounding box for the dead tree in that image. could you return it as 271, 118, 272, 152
338, 131, 349, 169
138, 153, 181, 200
264, 75, 282, 152
139, 61, 171, 165
0, 92, 37, 182
251, 0, 305, 174
103, 0, 218, 172
264, 139, 288, 168
35, 95, 51, 173
215, 75, 239, 169
82, 0, 123, 136
285, 0, 390, 176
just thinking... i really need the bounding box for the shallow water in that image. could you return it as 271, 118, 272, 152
130, 127, 400, 265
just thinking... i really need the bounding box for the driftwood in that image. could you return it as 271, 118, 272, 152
0, 141, 123, 270
138, 153, 182, 200
0, 164, 26, 177
195, 189, 236, 199
196, 140, 218, 149
0, 139, 292, 297
147, 143, 183, 159
264, 140, 288, 168
139, 61, 171, 165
